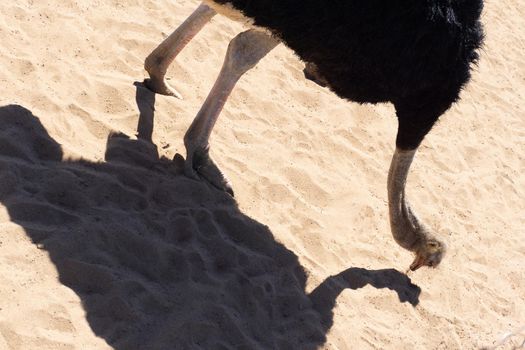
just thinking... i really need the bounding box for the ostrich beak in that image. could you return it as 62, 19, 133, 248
409, 255, 425, 271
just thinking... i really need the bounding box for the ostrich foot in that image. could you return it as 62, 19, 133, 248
184, 146, 234, 196
144, 77, 183, 99
144, 55, 183, 98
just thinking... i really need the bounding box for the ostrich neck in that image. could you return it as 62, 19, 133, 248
387, 148, 427, 252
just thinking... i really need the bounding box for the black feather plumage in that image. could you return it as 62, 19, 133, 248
211, 0, 484, 148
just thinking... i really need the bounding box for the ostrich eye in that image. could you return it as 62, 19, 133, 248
428, 241, 439, 248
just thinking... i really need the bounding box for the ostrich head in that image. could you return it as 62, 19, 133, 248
410, 238, 446, 271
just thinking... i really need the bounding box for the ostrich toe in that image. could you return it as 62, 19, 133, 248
144, 77, 183, 99
184, 147, 234, 196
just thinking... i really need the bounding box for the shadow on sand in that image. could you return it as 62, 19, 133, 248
0, 83, 421, 349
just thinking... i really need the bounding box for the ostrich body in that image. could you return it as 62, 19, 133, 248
144, 0, 484, 270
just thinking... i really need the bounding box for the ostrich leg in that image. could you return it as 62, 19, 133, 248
184, 29, 279, 195
144, 3, 216, 98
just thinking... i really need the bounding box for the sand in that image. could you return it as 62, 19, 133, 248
0, 0, 523, 349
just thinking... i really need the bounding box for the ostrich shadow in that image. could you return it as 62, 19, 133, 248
0, 84, 421, 349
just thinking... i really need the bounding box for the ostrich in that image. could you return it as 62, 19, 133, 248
143, 0, 484, 271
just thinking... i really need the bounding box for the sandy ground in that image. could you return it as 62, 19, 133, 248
0, 0, 524, 349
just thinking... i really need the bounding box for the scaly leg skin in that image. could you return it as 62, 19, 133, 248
183, 29, 279, 196
144, 3, 216, 98
387, 148, 446, 271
